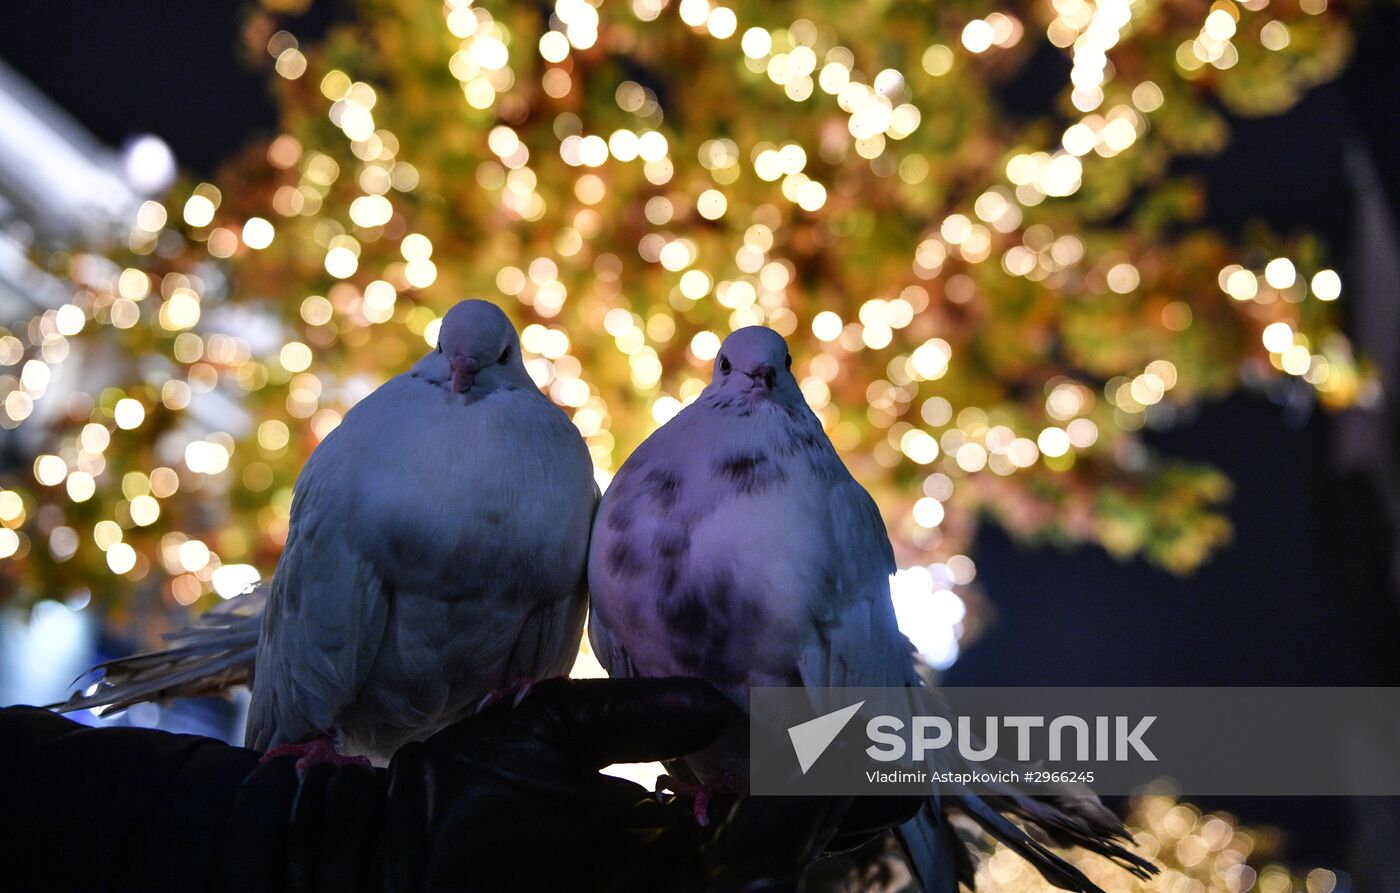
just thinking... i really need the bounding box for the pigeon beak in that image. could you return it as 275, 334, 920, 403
450, 354, 480, 393
745, 363, 776, 391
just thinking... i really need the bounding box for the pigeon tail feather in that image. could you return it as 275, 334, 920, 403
49, 584, 265, 715
983, 793, 1158, 880
949, 793, 1158, 892
895, 799, 969, 893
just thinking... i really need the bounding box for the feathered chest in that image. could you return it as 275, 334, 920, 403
291, 380, 589, 570
634, 399, 839, 488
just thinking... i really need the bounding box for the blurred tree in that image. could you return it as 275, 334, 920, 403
0, 0, 1366, 642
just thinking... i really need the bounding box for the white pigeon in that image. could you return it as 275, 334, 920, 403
62, 300, 597, 765
587, 326, 1154, 892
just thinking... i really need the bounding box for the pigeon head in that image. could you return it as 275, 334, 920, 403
431, 300, 528, 394
707, 326, 801, 406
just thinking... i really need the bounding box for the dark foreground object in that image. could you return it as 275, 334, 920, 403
0, 677, 915, 893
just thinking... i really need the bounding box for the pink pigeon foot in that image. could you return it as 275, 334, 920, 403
472, 677, 537, 714
261, 734, 372, 775
655, 773, 742, 827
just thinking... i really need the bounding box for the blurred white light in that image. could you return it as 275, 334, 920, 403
1264, 257, 1296, 289
593, 467, 614, 494
106, 543, 137, 575
114, 398, 145, 430
0, 600, 94, 708
242, 217, 274, 250
962, 19, 995, 53
1311, 269, 1341, 301
741, 27, 772, 58
212, 564, 262, 600
812, 311, 843, 342
1037, 427, 1071, 458
601, 761, 666, 787
123, 135, 177, 195
707, 7, 737, 38
889, 568, 965, 669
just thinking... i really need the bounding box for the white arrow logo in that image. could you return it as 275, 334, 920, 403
788, 701, 866, 774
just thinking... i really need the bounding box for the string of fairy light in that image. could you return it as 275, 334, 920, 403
0, 0, 1360, 666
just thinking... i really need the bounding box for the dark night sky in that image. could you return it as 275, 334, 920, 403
0, 2, 278, 177
3, 0, 1398, 873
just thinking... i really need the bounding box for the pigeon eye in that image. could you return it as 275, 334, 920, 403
497, 346, 511, 365
719, 356, 732, 374
784, 353, 792, 370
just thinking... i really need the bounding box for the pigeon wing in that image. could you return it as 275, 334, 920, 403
586, 474, 641, 682
245, 408, 393, 751
797, 475, 915, 690
791, 475, 966, 893
586, 606, 638, 679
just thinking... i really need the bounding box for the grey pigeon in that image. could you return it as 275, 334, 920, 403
61, 300, 597, 765
587, 326, 1155, 892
